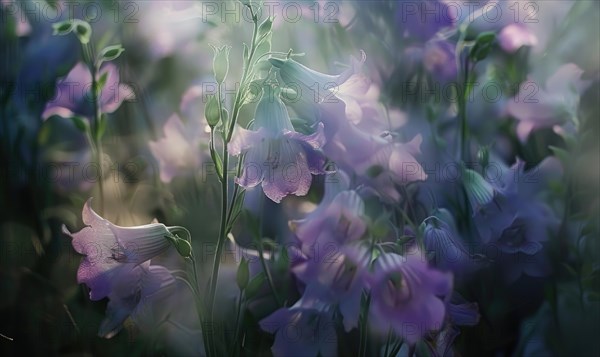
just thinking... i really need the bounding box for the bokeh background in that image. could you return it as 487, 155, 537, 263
1, 0, 599, 356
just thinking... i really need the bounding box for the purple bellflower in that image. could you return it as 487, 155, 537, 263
228, 89, 330, 203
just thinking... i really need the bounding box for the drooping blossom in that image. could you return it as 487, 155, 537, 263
43, 62, 135, 120
325, 123, 427, 202
62, 198, 174, 300
228, 90, 330, 203
473, 157, 562, 282
99, 263, 177, 338
368, 249, 453, 345
292, 245, 370, 332
260, 298, 337, 357
289, 187, 367, 253
422, 209, 472, 273
506, 63, 590, 142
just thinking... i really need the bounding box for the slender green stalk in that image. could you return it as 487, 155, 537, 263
205, 10, 260, 355
459, 55, 470, 163
232, 291, 244, 357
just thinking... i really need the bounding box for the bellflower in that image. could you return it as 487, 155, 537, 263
422, 213, 472, 273
149, 113, 207, 183
507, 63, 590, 142
473, 157, 562, 282
43, 62, 135, 120
62, 198, 174, 300
228, 90, 329, 203
368, 249, 453, 345
269, 52, 364, 102
99, 263, 177, 338
292, 245, 370, 332
260, 298, 337, 357
325, 122, 427, 202
289, 188, 367, 253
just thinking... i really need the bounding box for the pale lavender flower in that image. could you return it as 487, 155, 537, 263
43, 62, 135, 120
325, 123, 427, 202
292, 245, 370, 332
289, 188, 367, 253
229, 91, 329, 203
99, 263, 177, 338
498, 23, 538, 53
149, 113, 207, 183
506, 63, 590, 142
62, 199, 173, 300
368, 249, 453, 345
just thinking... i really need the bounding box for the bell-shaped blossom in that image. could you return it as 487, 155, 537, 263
473, 157, 562, 282
292, 245, 370, 332
423, 40, 457, 82
260, 298, 337, 357
149, 113, 207, 183
498, 23, 538, 53
99, 263, 177, 338
506, 63, 590, 142
461, 166, 496, 215
290, 188, 367, 253
368, 249, 453, 345
325, 122, 427, 202
422, 212, 472, 273
228, 90, 329, 203
43, 62, 135, 120
269, 52, 365, 103
62, 198, 174, 300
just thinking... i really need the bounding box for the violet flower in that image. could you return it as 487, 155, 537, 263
325, 122, 427, 202
498, 23, 538, 53
368, 249, 453, 345
473, 157, 562, 282
260, 299, 337, 357
43, 62, 135, 120
228, 90, 329, 203
99, 263, 177, 338
507, 63, 590, 142
62, 198, 174, 300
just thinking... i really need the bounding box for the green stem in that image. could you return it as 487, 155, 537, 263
459, 55, 470, 163
86, 49, 106, 214
232, 291, 244, 357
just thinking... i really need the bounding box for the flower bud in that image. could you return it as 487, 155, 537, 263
212, 45, 231, 84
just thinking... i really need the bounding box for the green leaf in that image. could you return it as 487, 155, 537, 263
52, 20, 73, 36
96, 116, 107, 141
245, 272, 266, 299
469, 31, 496, 62
227, 189, 247, 233
237, 258, 250, 290
98, 44, 125, 63
210, 148, 223, 182
72, 20, 92, 45
257, 17, 273, 39
366, 165, 384, 178
70, 116, 88, 132
97, 72, 108, 93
